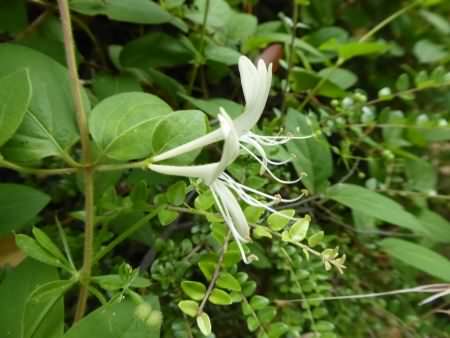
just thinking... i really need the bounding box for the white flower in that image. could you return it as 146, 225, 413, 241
149, 109, 303, 264
150, 110, 252, 263
152, 56, 312, 184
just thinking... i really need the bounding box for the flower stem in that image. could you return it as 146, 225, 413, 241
56, 0, 94, 322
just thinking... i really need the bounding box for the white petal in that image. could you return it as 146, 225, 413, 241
239, 56, 257, 106
149, 162, 219, 183
152, 128, 223, 162
150, 109, 240, 186
212, 180, 250, 242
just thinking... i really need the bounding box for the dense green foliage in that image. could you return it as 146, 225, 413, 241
0, 0, 449, 337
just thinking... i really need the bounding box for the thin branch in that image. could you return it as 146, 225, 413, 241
198, 232, 231, 315
56, 0, 94, 322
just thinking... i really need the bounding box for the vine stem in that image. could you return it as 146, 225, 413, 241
56, 0, 94, 322
299, 0, 420, 110
281, 0, 299, 112
197, 232, 230, 315
187, 0, 210, 95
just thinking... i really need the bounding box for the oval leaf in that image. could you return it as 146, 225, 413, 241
89, 92, 172, 161
0, 69, 32, 146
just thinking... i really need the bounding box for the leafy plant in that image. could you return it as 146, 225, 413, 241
0, 0, 449, 337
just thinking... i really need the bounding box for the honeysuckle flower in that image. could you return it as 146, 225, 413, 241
152, 56, 313, 185
150, 110, 252, 263
149, 109, 303, 263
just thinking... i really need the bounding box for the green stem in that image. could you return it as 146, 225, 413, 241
0, 159, 76, 175
93, 208, 161, 263
187, 0, 210, 95
197, 232, 230, 315
299, 1, 418, 110
56, 0, 94, 322
359, 0, 420, 42
281, 0, 299, 112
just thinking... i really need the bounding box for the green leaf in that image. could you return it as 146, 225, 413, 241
404, 158, 437, 192
158, 209, 179, 226
318, 67, 358, 89
308, 231, 324, 247
268, 322, 289, 338
417, 209, 450, 243
246, 316, 260, 332
419, 10, 450, 34
0, 70, 32, 146
32, 227, 68, 266
380, 238, 450, 281
63, 295, 161, 337
223, 12, 257, 43
0, 44, 82, 163
120, 32, 193, 69
178, 300, 199, 317
186, 0, 232, 30
152, 110, 207, 165
0, 183, 50, 235
267, 210, 295, 231
166, 181, 187, 206
15, 235, 65, 269
413, 39, 448, 63
27, 279, 75, 303
196, 312, 212, 336
205, 44, 241, 65
253, 226, 272, 239
321, 39, 389, 60
70, 0, 173, 25
327, 183, 427, 235
91, 275, 151, 291
290, 69, 346, 98
286, 109, 333, 193
92, 72, 142, 101
89, 92, 172, 161
250, 295, 270, 310
181, 94, 243, 118
288, 216, 310, 242
181, 281, 206, 301
0, 259, 64, 338
209, 288, 232, 305
216, 273, 241, 292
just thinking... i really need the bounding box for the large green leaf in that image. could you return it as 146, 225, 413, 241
0, 69, 32, 146
62, 295, 161, 338
327, 184, 426, 234
418, 209, 450, 243
70, 0, 172, 25
286, 109, 333, 193
0, 44, 81, 163
0, 259, 64, 338
0, 183, 50, 235
152, 110, 207, 165
120, 32, 193, 69
89, 92, 172, 161
380, 238, 450, 281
